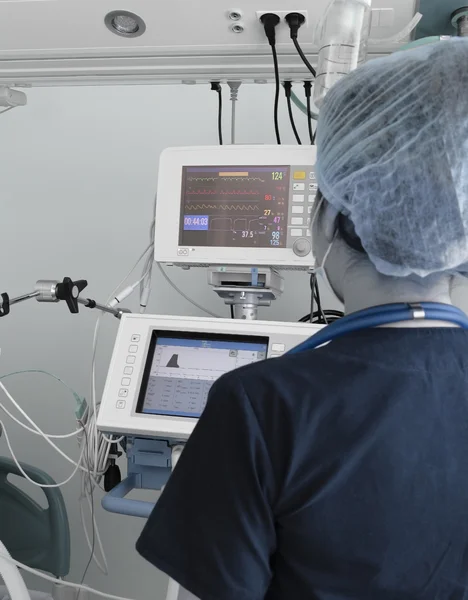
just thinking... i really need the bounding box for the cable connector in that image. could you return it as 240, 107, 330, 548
285, 12, 306, 39
227, 81, 242, 102
260, 13, 281, 46
284, 81, 302, 145
286, 12, 316, 78
139, 284, 151, 313
0, 87, 27, 108
303, 80, 315, 144
210, 82, 223, 145
75, 396, 88, 422
108, 284, 137, 308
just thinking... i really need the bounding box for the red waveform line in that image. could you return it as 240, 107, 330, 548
187, 189, 261, 196
186, 204, 260, 211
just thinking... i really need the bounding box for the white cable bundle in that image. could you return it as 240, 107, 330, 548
0, 191, 222, 590
0, 218, 155, 578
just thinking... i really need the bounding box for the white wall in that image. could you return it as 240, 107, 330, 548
0, 83, 333, 600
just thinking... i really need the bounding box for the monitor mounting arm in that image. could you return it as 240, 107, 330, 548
0, 277, 131, 319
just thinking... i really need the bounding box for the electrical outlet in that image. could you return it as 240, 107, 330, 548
256, 10, 309, 26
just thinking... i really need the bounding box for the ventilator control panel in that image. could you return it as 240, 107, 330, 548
154, 146, 318, 269
97, 314, 321, 439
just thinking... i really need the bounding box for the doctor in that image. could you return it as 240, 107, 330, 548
138, 38, 468, 599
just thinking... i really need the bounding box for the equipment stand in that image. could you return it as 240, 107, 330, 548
208, 266, 284, 320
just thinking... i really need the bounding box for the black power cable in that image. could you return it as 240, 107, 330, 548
210, 82, 223, 145
285, 13, 317, 78
309, 271, 316, 323
299, 310, 344, 324
300, 272, 344, 324
260, 13, 281, 144
303, 81, 315, 145
284, 82, 302, 144
314, 277, 327, 324
272, 45, 281, 145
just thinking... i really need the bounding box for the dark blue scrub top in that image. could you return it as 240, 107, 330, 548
137, 329, 468, 600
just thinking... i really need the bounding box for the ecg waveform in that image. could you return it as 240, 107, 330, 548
187, 177, 266, 183
186, 204, 260, 211
187, 189, 260, 196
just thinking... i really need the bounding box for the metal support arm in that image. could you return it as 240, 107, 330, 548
0, 277, 131, 319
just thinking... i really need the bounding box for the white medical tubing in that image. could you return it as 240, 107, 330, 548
0, 400, 83, 438
0, 552, 138, 600
0, 542, 31, 600
0, 421, 86, 487
368, 13, 423, 45
0, 382, 90, 473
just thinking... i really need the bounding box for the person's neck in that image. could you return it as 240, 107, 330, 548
342, 260, 453, 316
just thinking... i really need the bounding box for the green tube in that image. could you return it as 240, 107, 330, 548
290, 89, 319, 120
398, 36, 448, 52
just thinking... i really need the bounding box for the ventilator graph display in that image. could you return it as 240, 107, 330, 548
179, 166, 290, 248
137, 332, 268, 418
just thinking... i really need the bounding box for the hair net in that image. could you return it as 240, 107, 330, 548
315, 38, 468, 278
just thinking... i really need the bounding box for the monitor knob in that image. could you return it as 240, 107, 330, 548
293, 238, 311, 257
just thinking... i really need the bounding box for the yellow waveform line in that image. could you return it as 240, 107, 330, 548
187, 177, 217, 182
186, 204, 260, 211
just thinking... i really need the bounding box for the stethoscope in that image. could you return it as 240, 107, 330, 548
289, 302, 468, 354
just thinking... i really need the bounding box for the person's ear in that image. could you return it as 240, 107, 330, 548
321, 201, 340, 243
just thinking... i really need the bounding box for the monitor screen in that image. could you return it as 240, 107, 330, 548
137, 331, 269, 418
179, 166, 290, 249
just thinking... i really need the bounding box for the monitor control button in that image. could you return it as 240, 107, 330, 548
293, 183, 305, 191
126, 356, 136, 364
131, 335, 140, 342
293, 171, 306, 180
293, 238, 311, 257
119, 389, 129, 397
116, 400, 126, 409
121, 378, 131, 386
128, 345, 138, 353
271, 343, 285, 352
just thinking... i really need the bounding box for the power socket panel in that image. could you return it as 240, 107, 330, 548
256, 10, 309, 27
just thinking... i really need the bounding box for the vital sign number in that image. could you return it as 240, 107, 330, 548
272, 172, 284, 181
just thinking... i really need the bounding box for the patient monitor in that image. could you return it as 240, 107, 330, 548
97, 314, 320, 440
154, 145, 317, 270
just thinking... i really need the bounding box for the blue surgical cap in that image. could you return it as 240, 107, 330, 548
316, 38, 468, 278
